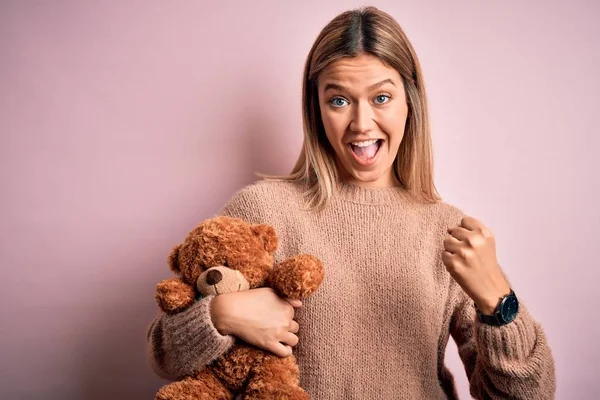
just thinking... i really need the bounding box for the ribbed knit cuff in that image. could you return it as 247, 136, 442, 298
161, 295, 235, 377
474, 304, 538, 371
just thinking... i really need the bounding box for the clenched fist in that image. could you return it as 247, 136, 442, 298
442, 216, 511, 315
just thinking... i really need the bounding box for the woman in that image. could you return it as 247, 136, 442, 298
148, 6, 555, 399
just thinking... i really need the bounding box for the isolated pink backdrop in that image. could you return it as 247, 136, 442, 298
1, 1, 598, 399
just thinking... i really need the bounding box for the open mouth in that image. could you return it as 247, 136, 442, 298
348, 139, 383, 166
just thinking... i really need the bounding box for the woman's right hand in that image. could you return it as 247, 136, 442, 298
210, 287, 302, 357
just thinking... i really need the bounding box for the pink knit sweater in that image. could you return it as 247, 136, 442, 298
148, 179, 555, 399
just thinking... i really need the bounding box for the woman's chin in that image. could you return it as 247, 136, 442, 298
344, 168, 396, 188
335, 153, 397, 187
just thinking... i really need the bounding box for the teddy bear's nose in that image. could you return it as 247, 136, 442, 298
206, 269, 223, 285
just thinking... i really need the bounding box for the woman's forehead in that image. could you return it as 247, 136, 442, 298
318, 54, 400, 89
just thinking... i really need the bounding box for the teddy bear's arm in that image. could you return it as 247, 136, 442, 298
268, 254, 325, 300
155, 278, 196, 314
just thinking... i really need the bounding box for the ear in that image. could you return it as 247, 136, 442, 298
168, 244, 182, 274
251, 224, 278, 253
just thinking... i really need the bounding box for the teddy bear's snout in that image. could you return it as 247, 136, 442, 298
196, 266, 251, 296
206, 269, 222, 285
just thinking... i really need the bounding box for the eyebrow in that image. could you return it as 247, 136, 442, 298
323, 78, 396, 93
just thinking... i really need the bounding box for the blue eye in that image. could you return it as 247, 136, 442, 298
329, 97, 348, 108
328, 95, 390, 108
375, 94, 391, 104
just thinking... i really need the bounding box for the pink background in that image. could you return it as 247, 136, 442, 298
1, 1, 598, 399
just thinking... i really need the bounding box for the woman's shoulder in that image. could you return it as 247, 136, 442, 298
412, 197, 466, 231
217, 179, 304, 223
434, 199, 465, 224
222, 179, 304, 208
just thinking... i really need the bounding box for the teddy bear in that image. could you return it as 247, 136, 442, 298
154, 215, 325, 400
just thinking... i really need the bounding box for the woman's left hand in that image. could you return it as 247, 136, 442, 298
443, 216, 511, 315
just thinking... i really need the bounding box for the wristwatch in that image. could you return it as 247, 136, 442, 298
475, 289, 519, 326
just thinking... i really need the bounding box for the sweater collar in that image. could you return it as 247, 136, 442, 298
335, 180, 412, 205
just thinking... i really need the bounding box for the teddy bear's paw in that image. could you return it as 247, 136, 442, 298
155, 278, 196, 314
269, 254, 325, 299
283, 387, 310, 400
155, 376, 234, 400
243, 386, 310, 400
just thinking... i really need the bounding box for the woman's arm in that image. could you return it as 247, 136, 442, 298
147, 185, 261, 379
146, 182, 297, 379
449, 282, 556, 399
146, 295, 235, 379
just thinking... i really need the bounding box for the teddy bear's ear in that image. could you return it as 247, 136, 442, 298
251, 224, 278, 253
168, 244, 182, 274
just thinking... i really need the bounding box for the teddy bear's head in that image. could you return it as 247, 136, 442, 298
168, 216, 278, 297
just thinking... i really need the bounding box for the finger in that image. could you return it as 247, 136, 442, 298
442, 250, 465, 272
280, 332, 299, 347
441, 250, 453, 268
283, 304, 296, 320
288, 320, 300, 334
447, 226, 472, 242
271, 343, 293, 358
285, 298, 303, 308
443, 236, 462, 255
461, 216, 488, 233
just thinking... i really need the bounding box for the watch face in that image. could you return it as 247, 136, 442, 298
500, 295, 519, 323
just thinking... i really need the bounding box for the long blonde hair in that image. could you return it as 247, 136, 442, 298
262, 6, 441, 210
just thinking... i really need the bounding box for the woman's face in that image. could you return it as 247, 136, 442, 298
317, 53, 408, 188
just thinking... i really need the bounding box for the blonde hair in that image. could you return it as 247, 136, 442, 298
262, 6, 441, 210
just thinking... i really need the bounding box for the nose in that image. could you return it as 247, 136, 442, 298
206, 270, 223, 285
349, 100, 375, 133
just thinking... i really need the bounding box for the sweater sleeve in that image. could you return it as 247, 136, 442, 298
449, 281, 556, 399
147, 295, 235, 379
147, 183, 271, 379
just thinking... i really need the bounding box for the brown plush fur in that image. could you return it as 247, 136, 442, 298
156, 278, 196, 313
154, 216, 324, 399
